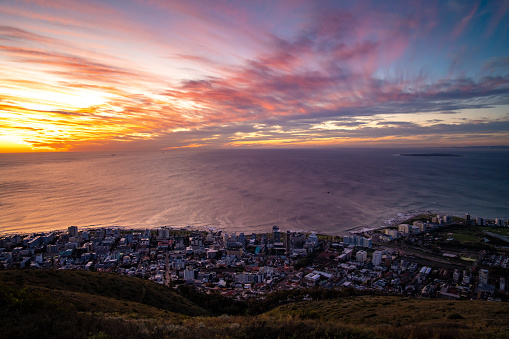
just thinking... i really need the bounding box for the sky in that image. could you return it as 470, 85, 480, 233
1, 0, 508, 152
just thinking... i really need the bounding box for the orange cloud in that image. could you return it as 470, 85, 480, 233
1, 1, 508, 152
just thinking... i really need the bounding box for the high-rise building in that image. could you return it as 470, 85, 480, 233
398, 224, 410, 235
273, 225, 280, 243
238, 232, 245, 245
356, 250, 367, 263
372, 250, 382, 266
343, 235, 351, 245
68, 226, 78, 237
443, 215, 453, 224
286, 231, 291, 253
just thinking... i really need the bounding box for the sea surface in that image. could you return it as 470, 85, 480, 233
0, 148, 508, 235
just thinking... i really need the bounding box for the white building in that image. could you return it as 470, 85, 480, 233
356, 250, 367, 263
308, 233, 319, 246
372, 250, 382, 266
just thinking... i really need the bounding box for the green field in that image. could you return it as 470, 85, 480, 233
480, 227, 509, 236
450, 233, 480, 242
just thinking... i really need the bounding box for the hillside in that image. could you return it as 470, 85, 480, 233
1, 269, 509, 339
264, 295, 509, 337
0, 269, 210, 316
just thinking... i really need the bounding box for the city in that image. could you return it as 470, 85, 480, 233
1, 214, 507, 302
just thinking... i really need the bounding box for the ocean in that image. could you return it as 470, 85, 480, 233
0, 148, 508, 235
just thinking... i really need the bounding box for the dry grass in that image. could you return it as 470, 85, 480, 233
2, 270, 509, 338
265, 295, 509, 338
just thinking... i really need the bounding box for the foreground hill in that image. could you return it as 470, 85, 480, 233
0, 269, 210, 317
265, 295, 509, 338
1, 269, 509, 339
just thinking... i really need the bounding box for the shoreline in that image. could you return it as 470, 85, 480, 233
0, 209, 464, 238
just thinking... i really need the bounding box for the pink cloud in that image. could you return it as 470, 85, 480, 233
451, 2, 479, 38
1, 0, 508, 151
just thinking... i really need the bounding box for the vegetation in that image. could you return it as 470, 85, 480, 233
428, 224, 509, 252
294, 245, 323, 270
0, 269, 210, 316
266, 296, 509, 338
479, 227, 509, 237
1, 269, 509, 339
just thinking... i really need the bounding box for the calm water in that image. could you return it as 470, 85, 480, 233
0, 148, 508, 235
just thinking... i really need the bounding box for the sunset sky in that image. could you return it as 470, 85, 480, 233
1, 0, 508, 152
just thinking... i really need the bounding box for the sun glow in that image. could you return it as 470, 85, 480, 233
0, 1, 507, 152
7, 88, 110, 111
0, 135, 33, 152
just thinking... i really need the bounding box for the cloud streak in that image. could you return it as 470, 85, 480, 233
0, 0, 508, 151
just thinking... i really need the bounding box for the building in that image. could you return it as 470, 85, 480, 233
302, 272, 321, 287
184, 269, 197, 282
343, 235, 351, 245
235, 272, 264, 284
158, 228, 170, 239
286, 231, 291, 253
443, 215, 453, 224
68, 226, 78, 237
372, 250, 382, 266
272, 226, 280, 243
384, 229, 398, 239
308, 233, 318, 246
362, 237, 372, 248
465, 214, 471, 225
453, 269, 461, 283
356, 250, 367, 263
398, 224, 410, 235
479, 269, 489, 285
413, 221, 427, 232
238, 233, 245, 245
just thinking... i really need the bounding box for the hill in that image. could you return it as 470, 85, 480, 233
264, 295, 509, 338
0, 269, 210, 316
1, 269, 509, 338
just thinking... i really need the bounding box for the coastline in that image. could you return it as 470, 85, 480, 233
0, 209, 463, 238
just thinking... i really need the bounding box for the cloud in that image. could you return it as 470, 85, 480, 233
0, 45, 145, 84
451, 2, 479, 38
1, 1, 509, 151
483, 56, 509, 73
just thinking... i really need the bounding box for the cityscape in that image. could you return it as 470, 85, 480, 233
2, 213, 507, 302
